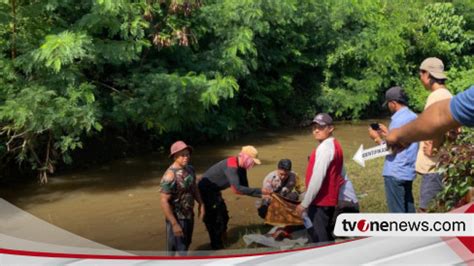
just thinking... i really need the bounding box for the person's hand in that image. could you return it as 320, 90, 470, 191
368, 127, 382, 143
262, 188, 272, 195
172, 223, 184, 237
296, 204, 306, 217
198, 204, 205, 221
385, 128, 408, 153
378, 124, 388, 136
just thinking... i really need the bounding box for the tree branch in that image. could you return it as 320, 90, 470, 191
91, 80, 132, 98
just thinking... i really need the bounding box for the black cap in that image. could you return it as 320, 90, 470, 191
383, 86, 408, 107
312, 113, 333, 126
277, 159, 292, 171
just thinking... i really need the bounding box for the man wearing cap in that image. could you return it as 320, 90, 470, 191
198, 146, 270, 250
160, 140, 205, 255
258, 159, 303, 218
368, 86, 419, 213
416, 57, 453, 212
386, 85, 474, 149
296, 113, 347, 244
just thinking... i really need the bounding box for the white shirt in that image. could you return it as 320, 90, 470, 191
339, 171, 358, 203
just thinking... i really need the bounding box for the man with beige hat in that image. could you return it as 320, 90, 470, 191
417, 57, 453, 212
198, 145, 270, 249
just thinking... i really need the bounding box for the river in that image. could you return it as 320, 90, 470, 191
1, 121, 405, 253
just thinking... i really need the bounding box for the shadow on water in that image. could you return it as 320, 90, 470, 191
0, 128, 308, 207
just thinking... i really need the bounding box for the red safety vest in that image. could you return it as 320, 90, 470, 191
305, 139, 344, 206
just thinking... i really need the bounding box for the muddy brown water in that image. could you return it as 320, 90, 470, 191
0, 121, 382, 253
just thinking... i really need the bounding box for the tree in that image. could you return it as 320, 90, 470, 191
0, 0, 473, 183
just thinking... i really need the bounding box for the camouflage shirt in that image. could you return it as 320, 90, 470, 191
160, 165, 196, 220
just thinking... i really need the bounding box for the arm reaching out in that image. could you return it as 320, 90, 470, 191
226, 168, 262, 197
386, 99, 461, 152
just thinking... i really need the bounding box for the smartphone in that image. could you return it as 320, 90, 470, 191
370, 123, 380, 130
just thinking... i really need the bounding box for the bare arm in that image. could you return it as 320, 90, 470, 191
160, 192, 183, 237
159, 170, 183, 237
386, 99, 461, 150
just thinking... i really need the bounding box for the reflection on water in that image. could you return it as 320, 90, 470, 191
0, 121, 387, 251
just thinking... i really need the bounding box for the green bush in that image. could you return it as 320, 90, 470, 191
434, 128, 474, 211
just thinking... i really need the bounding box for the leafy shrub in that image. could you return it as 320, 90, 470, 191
434, 128, 474, 211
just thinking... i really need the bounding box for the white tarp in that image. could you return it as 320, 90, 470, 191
243, 226, 308, 249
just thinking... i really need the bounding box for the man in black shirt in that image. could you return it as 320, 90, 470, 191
198, 145, 269, 250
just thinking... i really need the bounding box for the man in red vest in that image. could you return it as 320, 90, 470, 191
296, 113, 345, 244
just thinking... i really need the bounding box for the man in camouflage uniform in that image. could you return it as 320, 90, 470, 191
160, 141, 204, 256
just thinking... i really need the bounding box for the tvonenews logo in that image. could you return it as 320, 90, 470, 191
334, 214, 474, 237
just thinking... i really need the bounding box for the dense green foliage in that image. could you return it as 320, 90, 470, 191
0, 0, 473, 182
435, 129, 474, 211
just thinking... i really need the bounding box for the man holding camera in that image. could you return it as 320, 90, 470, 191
368, 86, 419, 213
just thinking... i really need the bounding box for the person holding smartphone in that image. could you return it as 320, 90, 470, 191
368, 86, 419, 213
386, 86, 474, 148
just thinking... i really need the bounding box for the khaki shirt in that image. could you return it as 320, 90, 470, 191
415, 88, 452, 174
